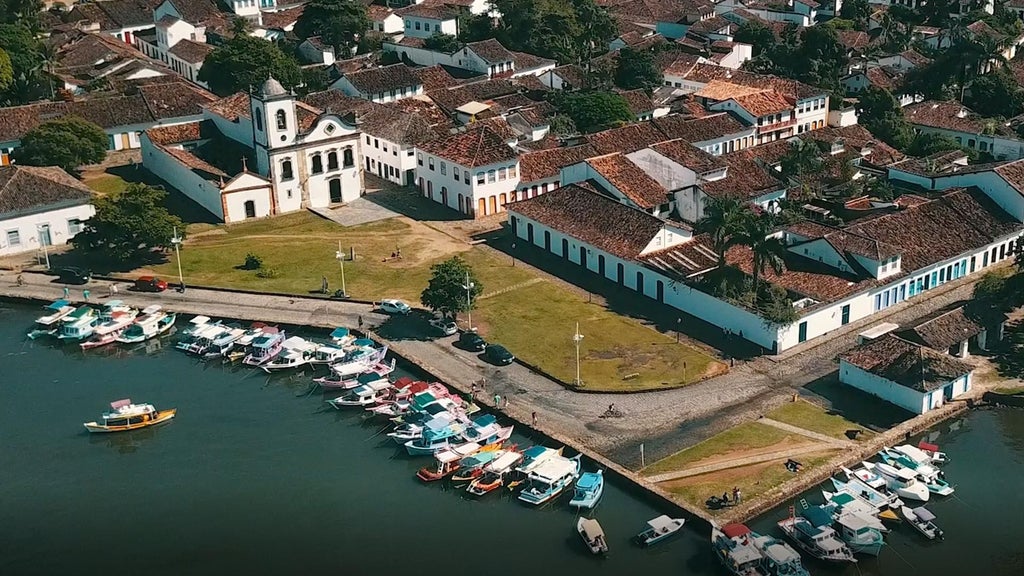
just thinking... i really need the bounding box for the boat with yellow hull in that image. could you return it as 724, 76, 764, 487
83, 399, 176, 433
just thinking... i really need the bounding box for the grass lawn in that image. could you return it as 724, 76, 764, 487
83, 173, 128, 195
641, 422, 801, 476
660, 451, 838, 514
995, 385, 1024, 394
475, 281, 723, 391
767, 400, 875, 441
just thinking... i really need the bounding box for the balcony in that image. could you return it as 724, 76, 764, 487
757, 118, 797, 133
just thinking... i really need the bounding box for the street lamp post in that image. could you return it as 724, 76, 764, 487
171, 226, 184, 291
572, 321, 584, 388
335, 240, 347, 297
462, 271, 475, 331
511, 242, 516, 267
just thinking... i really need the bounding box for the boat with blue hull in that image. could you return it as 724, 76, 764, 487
569, 469, 604, 509
404, 414, 466, 456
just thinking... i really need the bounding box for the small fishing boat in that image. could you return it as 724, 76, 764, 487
518, 454, 581, 506
315, 358, 396, 389
115, 306, 176, 344
223, 324, 268, 362
451, 447, 504, 483
261, 336, 317, 372
180, 315, 212, 337
81, 302, 138, 350
569, 469, 604, 509
417, 441, 493, 482
29, 299, 76, 339
83, 398, 176, 433
577, 517, 608, 555
820, 491, 889, 533
895, 443, 948, 467
711, 523, 764, 576
308, 342, 346, 365
329, 343, 387, 378
467, 449, 523, 496
405, 414, 467, 456
327, 379, 393, 409
634, 515, 685, 547
778, 514, 857, 563
515, 445, 563, 476
833, 514, 885, 557
56, 306, 98, 341
329, 326, 355, 347
915, 441, 949, 465
749, 533, 810, 576
900, 506, 944, 540
242, 327, 285, 366
863, 461, 930, 502
829, 477, 902, 511
460, 414, 514, 445
202, 326, 247, 359
176, 322, 226, 354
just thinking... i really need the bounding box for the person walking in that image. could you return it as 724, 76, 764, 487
109, 283, 118, 296
82, 289, 90, 302
493, 393, 501, 407
358, 315, 364, 329
63, 286, 70, 299
531, 412, 537, 427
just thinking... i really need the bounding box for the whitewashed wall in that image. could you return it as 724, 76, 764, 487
0, 203, 95, 256
840, 359, 931, 414
140, 134, 225, 220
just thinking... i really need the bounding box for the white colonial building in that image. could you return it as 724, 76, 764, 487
0, 166, 95, 257
416, 126, 520, 217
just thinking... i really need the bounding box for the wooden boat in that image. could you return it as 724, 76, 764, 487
749, 533, 811, 576
56, 306, 98, 341
417, 441, 495, 482
635, 515, 685, 547
176, 322, 227, 354
833, 513, 885, 557
329, 326, 355, 347
467, 449, 523, 496
261, 336, 317, 372
451, 447, 504, 482
404, 414, 467, 456
711, 524, 765, 576
518, 454, 581, 506
327, 379, 393, 408
777, 514, 857, 563
242, 327, 285, 366
515, 445, 564, 477
83, 398, 176, 433
180, 315, 212, 337
81, 301, 138, 349
577, 517, 608, 555
900, 505, 944, 540
569, 469, 604, 509
315, 358, 396, 389
28, 299, 75, 339
329, 343, 387, 378
116, 306, 176, 344
202, 326, 247, 359
308, 342, 346, 365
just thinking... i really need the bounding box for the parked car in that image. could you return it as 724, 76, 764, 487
58, 267, 92, 285
429, 317, 458, 336
458, 330, 486, 352
379, 299, 412, 315
485, 344, 515, 366
133, 276, 168, 292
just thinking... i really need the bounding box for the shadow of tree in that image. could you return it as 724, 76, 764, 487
104, 165, 220, 225
46, 248, 170, 275
804, 372, 914, 432
373, 309, 443, 342
992, 320, 1024, 380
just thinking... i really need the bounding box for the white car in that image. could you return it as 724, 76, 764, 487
429, 317, 458, 336
379, 299, 411, 315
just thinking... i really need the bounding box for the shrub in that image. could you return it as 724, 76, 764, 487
243, 253, 263, 270
256, 267, 280, 279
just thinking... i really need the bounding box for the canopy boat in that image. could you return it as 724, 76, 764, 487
329, 326, 356, 347
417, 441, 494, 482
569, 469, 604, 509
261, 336, 317, 372
451, 446, 504, 483
895, 443, 948, 467
777, 514, 857, 563
329, 344, 388, 378
518, 453, 581, 506
829, 477, 902, 511
577, 517, 608, 555
460, 414, 514, 445
635, 515, 685, 547
863, 461, 930, 502
900, 506, 944, 540
115, 306, 176, 344
833, 513, 885, 557
56, 306, 98, 341
515, 445, 564, 477
749, 533, 810, 576
83, 398, 176, 433
405, 414, 467, 456
202, 326, 247, 359
842, 465, 886, 491
388, 402, 465, 443
711, 523, 765, 576
176, 322, 227, 354
820, 491, 889, 533
243, 327, 285, 366
308, 342, 346, 365
224, 324, 269, 362
915, 441, 949, 465
327, 379, 393, 409
180, 315, 212, 337
29, 299, 76, 339
316, 358, 396, 389
81, 303, 138, 350
467, 449, 523, 496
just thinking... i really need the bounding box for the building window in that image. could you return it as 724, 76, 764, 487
254, 108, 263, 131
487, 170, 496, 183
428, 158, 436, 171
67, 219, 83, 235
327, 151, 338, 170
276, 110, 287, 130
374, 138, 379, 149
383, 143, 388, 152
244, 200, 256, 219
417, 153, 423, 166
453, 167, 460, 181
407, 149, 415, 157
5, 229, 20, 246
343, 148, 354, 168
415, 21, 421, 30
440, 161, 447, 175
498, 168, 506, 181
311, 154, 323, 174
366, 135, 371, 145
281, 159, 293, 180
476, 172, 485, 184
464, 172, 470, 185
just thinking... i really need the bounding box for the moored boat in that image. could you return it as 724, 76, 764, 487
261, 336, 317, 372
634, 515, 685, 547
83, 398, 176, 433
329, 343, 387, 378
517, 453, 581, 506
308, 342, 346, 365
329, 326, 355, 347
569, 469, 604, 509
451, 447, 504, 483
315, 358, 396, 389
863, 461, 930, 502
833, 513, 885, 557
404, 414, 467, 456
416, 441, 495, 482
914, 441, 949, 465
820, 491, 889, 533
56, 306, 98, 341
830, 477, 902, 511
842, 464, 886, 491
749, 532, 810, 576
711, 523, 765, 576
467, 449, 523, 496
514, 445, 563, 477
879, 447, 942, 482
460, 413, 513, 445
327, 379, 393, 408
242, 327, 285, 366
202, 326, 247, 359
115, 306, 176, 344
176, 322, 227, 354
577, 517, 608, 555
29, 299, 76, 339
777, 514, 857, 563
900, 505, 944, 540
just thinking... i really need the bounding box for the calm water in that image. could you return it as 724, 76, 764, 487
2, 301, 1022, 576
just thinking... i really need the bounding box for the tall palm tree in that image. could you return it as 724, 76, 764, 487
695, 197, 750, 268
734, 212, 788, 301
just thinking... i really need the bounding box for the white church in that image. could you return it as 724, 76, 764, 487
141, 77, 364, 223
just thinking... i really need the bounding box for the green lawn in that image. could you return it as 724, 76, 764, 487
83, 174, 129, 195
767, 400, 875, 441
641, 422, 800, 476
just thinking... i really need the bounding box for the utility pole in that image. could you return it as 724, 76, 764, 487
573, 321, 584, 387
335, 240, 347, 297
171, 226, 183, 290
462, 271, 475, 331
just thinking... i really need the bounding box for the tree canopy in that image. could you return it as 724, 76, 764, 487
965, 67, 1024, 118
743, 23, 846, 99
613, 47, 661, 91
0, 22, 44, 103
734, 20, 775, 57
199, 35, 302, 96
14, 116, 107, 173
424, 33, 461, 53
550, 91, 633, 133
484, 0, 617, 63
420, 256, 483, 319
72, 183, 185, 261
0, 48, 12, 93
294, 0, 369, 53
855, 87, 913, 150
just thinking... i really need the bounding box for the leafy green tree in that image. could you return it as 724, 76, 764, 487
760, 284, 800, 325
734, 20, 775, 57
855, 87, 913, 150
613, 47, 660, 91
733, 213, 787, 299
550, 91, 633, 133
965, 67, 1024, 118
14, 116, 107, 173
0, 22, 44, 103
420, 256, 483, 320
695, 197, 750, 267
548, 114, 578, 136
294, 0, 369, 53
199, 35, 302, 96
424, 33, 460, 53
459, 12, 494, 43
489, 0, 616, 63
780, 139, 823, 180
0, 48, 12, 93
0, 0, 42, 26
905, 132, 966, 157
73, 183, 185, 260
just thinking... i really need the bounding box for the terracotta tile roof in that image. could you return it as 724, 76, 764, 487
786, 220, 901, 261
652, 112, 750, 143
619, 89, 657, 115
396, 1, 459, 20
837, 30, 872, 51
161, 144, 229, 181
295, 101, 320, 133
725, 242, 874, 303
585, 122, 667, 154
203, 92, 251, 121
138, 81, 217, 120
660, 53, 703, 76
425, 78, 522, 114
899, 301, 1007, 351
163, 0, 223, 23
689, 15, 733, 34
601, 0, 713, 25
343, 64, 422, 95
0, 165, 93, 215
390, 97, 454, 129
66, 0, 153, 29
684, 63, 823, 100
511, 51, 556, 71
549, 64, 587, 89
261, 5, 305, 29
418, 126, 517, 167
694, 80, 764, 101
650, 139, 725, 174
839, 335, 973, 392
993, 159, 1024, 197
732, 90, 793, 117
305, 93, 450, 146
863, 66, 900, 92
395, 36, 427, 48
411, 65, 461, 91
518, 145, 597, 182
367, 4, 395, 20
466, 39, 515, 64
638, 233, 719, 278
144, 119, 212, 145
967, 20, 1001, 38
701, 152, 783, 201
899, 49, 932, 67
804, 125, 905, 167
903, 101, 1014, 136
587, 153, 668, 208
167, 38, 214, 63
508, 183, 666, 259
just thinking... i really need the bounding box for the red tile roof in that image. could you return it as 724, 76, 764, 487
204, 92, 251, 121
587, 153, 668, 208
518, 145, 597, 182
650, 139, 725, 174
652, 113, 751, 143
585, 122, 667, 154
732, 90, 793, 117
903, 100, 1014, 136
839, 334, 973, 392
418, 126, 517, 167
0, 165, 93, 214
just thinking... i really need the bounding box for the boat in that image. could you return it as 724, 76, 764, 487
329, 343, 388, 378
180, 315, 212, 337
577, 517, 608, 555
895, 443, 948, 467
467, 449, 523, 496
308, 342, 346, 365
388, 403, 465, 443
711, 523, 765, 576
862, 461, 930, 502
327, 379, 393, 408
820, 491, 889, 533
634, 515, 685, 547
28, 299, 76, 338
242, 327, 285, 366
316, 358, 396, 389
223, 323, 269, 362
842, 465, 886, 491
518, 453, 582, 506
569, 469, 604, 509
329, 326, 356, 347
833, 513, 885, 557
879, 447, 942, 481
915, 441, 949, 465
900, 505, 944, 540
176, 322, 227, 354
829, 477, 902, 511
115, 306, 176, 344
777, 514, 857, 563
80, 302, 139, 350
451, 447, 504, 483
750, 533, 810, 576
404, 414, 467, 456
56, 306, 98, 341
261, 336, 317, 372
460, 414, 514, 445
202, 326, 247, 359
515, 445, 564, 476
83, 398, 176, 433
417, 441, 495, 482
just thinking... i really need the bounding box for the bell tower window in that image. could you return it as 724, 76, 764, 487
281, 159, 293, 180
276, 110, 287, 130
254, 108, 263, 131
343, 148, 354, 168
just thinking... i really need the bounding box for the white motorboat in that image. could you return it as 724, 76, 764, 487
180, 315, 212, 337
202, 326, 247, 359
842, 465, 886, 491
115, 306, 176, 344
830, 477, 902, 511
261, 336, 317, 372
577, 517, 608, 555
176, 322, 227, 354
29, 299, 76, 338
315, 358, 396, 389
833, 514, 885, 557
326, 379, 393, 408
329, 344, 387, 378
56, 306, 98, 341
901, 506, 944, 540
863, 461, 930, 502
820, 491, 890, 532
329, 326, 355, 347
880, 447, 942, 481
914, 441, 949, 465
634, 515, 685, 547
518, 454, 582, 506
777, 515, 857, 563
711, 524, 765, 576
308, 342, 347, 365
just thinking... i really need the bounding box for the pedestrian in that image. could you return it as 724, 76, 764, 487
733, 487, 742, 504
63, 286, 70, 299
493, 393, 501, 407
321, 276, 328, 294
109, 283, 118, 297
470, 383, 477, 399
504, 396, 510, 409
531, 411, 537, 427
82, 289, 90, 301
358, 315, 364, 329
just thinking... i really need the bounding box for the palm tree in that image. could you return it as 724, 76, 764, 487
734, 212, 788, 301
695, 197, 750, 268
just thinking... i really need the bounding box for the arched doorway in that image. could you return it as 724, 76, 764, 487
458, 194, 464, 213
489, 196, 497, 214
329, 179, 342, 203
418, 178, 425, 195
499, 192, 507, 208
656, 280, 664, 303
598, 255, 605, 277
426, 180, 433, 200
561, 238, 569, 258
636, 271, 645, 294
440, 186, 448, 208
244, 200, 256, 218
579, 246, 587, 269
478, 198, 486, 216
544, 230, 551, 251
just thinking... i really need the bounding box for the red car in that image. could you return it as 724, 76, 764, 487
133, 276, 168, 292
